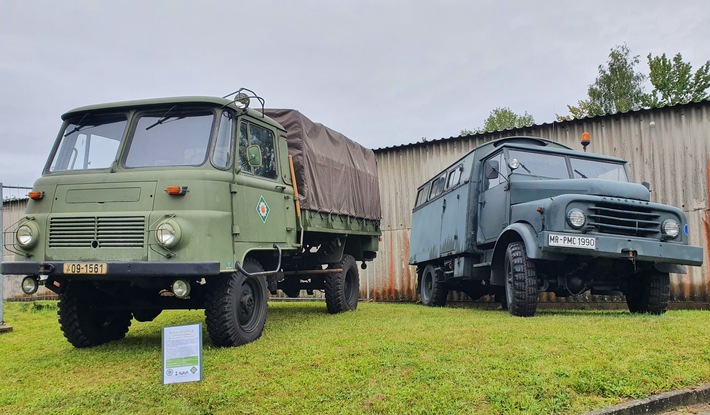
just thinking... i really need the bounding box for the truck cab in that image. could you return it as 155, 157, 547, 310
410, 136, 703, 316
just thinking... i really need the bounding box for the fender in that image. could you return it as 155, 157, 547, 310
494, 222, 540, 259
489, 222, 542, 287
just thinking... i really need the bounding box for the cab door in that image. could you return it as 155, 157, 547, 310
477, 151, 509, 244
233, 118, 294, 244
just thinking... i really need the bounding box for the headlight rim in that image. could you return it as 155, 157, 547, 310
567, 208, 586, 229
16, 222, 39, 249
155, 219, 181, 249
661, 219, 680, 239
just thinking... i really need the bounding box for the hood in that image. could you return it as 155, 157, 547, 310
508, 176, 651, 205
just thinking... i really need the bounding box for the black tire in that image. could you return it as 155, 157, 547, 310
419, 264, 448, 307
625, 270, 670, 314
325, 254, 359, 314
504, 241, 538, 317
205, 259, 268, 347
58, 282, 132, 348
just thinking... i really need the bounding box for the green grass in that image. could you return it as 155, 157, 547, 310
1, 301, 710, 414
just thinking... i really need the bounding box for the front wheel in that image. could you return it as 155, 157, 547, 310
625, 270, 670, 315
504, 241, 538, 317
419, 264, 448, 307
325, 254, 360, 314
205, 259, 268, 347
58, 282, 132, 348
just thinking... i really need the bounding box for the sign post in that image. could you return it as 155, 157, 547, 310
162, 323, 202, 384
0, 183, 10, 333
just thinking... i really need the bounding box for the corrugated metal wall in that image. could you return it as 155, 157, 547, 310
362, 102, 710, 303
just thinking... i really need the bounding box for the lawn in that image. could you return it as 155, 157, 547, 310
1, 301, 709, 415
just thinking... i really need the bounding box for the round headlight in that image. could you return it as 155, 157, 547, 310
156, 220, 181, 248
662, 219, 680, 239
507, 158, 520, 171
172, 279, 191, 298
567, 208, 586, 229
16, 222, 39, 248
21, 276, 39, 295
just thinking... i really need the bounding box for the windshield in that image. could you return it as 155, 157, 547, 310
506, 149, 628, 182
570, 157, 627, 181
49, 115, 126, 172
124, 109, 214, 168
507, 149, 569, 179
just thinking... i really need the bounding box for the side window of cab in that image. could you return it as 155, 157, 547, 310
238, 121, 277, 179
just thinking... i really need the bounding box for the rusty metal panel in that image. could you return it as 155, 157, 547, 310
370, 102, 710, 302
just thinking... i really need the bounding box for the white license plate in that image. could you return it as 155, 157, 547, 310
63, 262, 108, 275
548, 233, 596, 250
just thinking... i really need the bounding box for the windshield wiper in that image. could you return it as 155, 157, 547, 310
63, 113, 90, 137
574, 169, 589, 179
145, 105, 178, 130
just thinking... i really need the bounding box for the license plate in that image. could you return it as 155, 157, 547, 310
63, 262, 108, 275
548, 233, 596, 250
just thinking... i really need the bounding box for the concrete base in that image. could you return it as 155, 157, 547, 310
0, 324, 13, 333
585, 383, 710, 415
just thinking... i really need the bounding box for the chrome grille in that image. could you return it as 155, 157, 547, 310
49, 216, 145, 248
588, 203, 661, 237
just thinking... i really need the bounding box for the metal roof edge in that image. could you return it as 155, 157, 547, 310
373, 99, 710, 153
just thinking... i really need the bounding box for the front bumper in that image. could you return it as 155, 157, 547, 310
0, 261, 222, 278
540, 231, 704, 266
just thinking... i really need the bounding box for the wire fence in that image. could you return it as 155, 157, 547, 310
2, 184, 33, 325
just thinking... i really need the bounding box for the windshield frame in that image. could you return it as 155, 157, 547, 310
504, 148, 629, 182
46, 112, 128, 174
122, 106, 219, 169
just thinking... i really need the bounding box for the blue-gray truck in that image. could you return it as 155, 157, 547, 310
409, 136, 703, 316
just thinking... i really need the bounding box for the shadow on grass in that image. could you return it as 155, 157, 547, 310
91, 302, 332, 349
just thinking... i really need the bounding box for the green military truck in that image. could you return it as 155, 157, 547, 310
409, 136, 703, 316
2, 89, 381, 347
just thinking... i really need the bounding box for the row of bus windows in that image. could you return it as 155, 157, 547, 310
414, 164, 464, 207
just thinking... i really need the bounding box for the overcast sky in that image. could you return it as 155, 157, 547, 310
1, 0, 708, 187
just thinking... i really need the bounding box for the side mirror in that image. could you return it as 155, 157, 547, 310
246, 145, 262, 167
484, 160, 500, 179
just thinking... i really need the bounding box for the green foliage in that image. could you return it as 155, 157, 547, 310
2, 301, 710, 414
561, 44, 646, 120
645, 52, 710, 106
462, 107, 535, 135
558, 46, 710, 121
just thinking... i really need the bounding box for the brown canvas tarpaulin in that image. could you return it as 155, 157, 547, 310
263, 109, 381, 220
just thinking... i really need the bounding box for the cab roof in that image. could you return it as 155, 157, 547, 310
61, 96, 280, 128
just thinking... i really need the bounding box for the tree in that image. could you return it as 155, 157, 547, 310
559, 44, 646, 120
645, 52, 710, 107
461, 107, 535, 135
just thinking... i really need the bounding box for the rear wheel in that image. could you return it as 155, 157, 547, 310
205, 259, 268, 347
625, 270, 670, 314
325, 255, 359, 313
58, 282, 132, 348
419, 264, 448, 307
504, 241, 538, 317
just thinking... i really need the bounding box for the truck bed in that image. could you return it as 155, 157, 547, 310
263, 109, 381, 221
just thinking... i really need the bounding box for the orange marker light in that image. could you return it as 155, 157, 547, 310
581, 131, 591, 152
165, 186, 188, 196
28, 191, 44, 200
